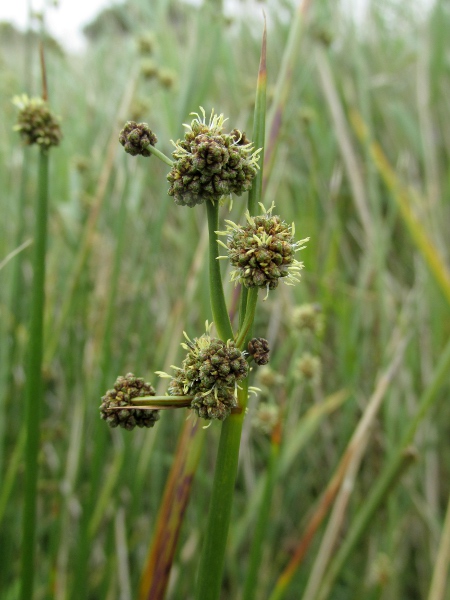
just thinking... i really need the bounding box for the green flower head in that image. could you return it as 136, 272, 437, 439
164, 323, 249, 421
167, 107, 261, 207
218, 203, 309, 293
13, 94, 62, 151
100, 373, 160, 430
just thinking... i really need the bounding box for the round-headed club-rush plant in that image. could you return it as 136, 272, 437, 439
14, 93, 62, 600
167, 107, 261, 207
218, 202, 309, 295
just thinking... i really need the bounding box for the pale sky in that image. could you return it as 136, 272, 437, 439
0, 0, 114, 51
0, 0, 434, 52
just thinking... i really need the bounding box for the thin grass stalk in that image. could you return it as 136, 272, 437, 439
20, 149, 49, 600
316, 335, 450, 599
269, 332, 409, 600
44, 70, 138, 364
70, 159, 138, 600
301, 334, 410, 600
230, 389, 349, 558
315, 46, 373, 247
427, 491, 450, 600
242, 421, 281, 600
139, 419, 205, 600
0, 155, 30, 476
263, 0, 312, 194
350, 110, 450, 307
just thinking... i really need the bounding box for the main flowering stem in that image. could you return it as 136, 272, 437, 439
195, 382, 249, 600
21, 150, 49, 600
206, 199, 233, 341
194, 201, 248, 599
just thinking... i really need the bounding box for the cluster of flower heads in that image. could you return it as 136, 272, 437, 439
13, 95, 62, 151
99, 373, 159, 430
119, 121, 158, 157
219, 203, 308, 293
167, 108, 261, 207
159, 323, 248, 421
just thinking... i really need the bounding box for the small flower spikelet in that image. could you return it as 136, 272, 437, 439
119, 121, 157, 157
100, 373, 159, 430
248, 337, 270, 365
220, 203, 309, 291
13, 95, 62, 150
168, 327, 248, 420
167, 107, 260, 207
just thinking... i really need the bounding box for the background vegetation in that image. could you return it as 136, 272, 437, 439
1, 0, 450, 598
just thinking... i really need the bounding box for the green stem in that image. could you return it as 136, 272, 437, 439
206, 200, 233, 341
144, 143, 173, 166
128, 395, 192, 406
20, 150, 49, 600
236, 288, 259, 348
195, 381, 248, 600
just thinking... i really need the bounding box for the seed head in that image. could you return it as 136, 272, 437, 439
219, 203, 309, 292
140, 58, 158, 79
296, 353, 321, 383
291, 303, 324, 336
100, 373, 160, 430
257, 365, 284, 390
248, 337, 270, 365
119, 121, 157, 157
158, 68, 177, 89
13, 94, 62, 151
252, 402, 279, 435
167, 107, 260, 207
167, 325, 248, 420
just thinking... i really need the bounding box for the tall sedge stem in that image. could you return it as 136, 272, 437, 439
195, 201, 243, 599
196, 25, 267, 599
236, 288, 259, 348
195, 381, 249, 600
206, 199, 233, 341
20, 150, 49, 600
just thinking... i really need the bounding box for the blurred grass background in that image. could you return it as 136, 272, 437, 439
1, 0, 450, 598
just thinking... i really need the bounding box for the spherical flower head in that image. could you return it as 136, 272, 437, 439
119, 121, 157, 157
167, 325, 249, 420
257, 365, 284, 390
13, 94, 62, 150
252, 402, 279, 435
219, 203, 309, 293
291, 303, 324, 336
248, 337, 270, 365
99, 373, 160, 430
167, 107, 260, 207
140, 58, 158, 79
296, 353, 321, 383
158, 68, 177, 89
